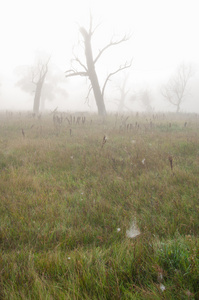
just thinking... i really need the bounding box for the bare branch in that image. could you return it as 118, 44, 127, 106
73, 56, 88, 72
86, 84, 93, 100
94, 35, 131, 64
31, 70, 37, 85
161, 63, 193, 112
31, 56, 50, 84
102, 60, 132, 98
91, 22, 101, 36
85, 84, 93, 107
65, 70, 88, 78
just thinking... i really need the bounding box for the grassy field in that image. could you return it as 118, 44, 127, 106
0, 111, 198, 299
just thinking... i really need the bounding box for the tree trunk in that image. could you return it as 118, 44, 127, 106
80, 28, 106, 116
89, 69, 107, 116
33, 82, 42, 115
33, 73, 47, 115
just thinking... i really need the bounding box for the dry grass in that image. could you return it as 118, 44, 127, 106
0, 111, 198, 299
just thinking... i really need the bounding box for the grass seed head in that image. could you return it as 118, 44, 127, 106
101, 135, 107, 148
21, 129, 25, 138
168, 155, 173, 170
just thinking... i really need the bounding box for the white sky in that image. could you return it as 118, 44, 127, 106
0, 0, 199, 111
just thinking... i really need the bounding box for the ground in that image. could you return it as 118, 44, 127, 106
0, 111, 198, 299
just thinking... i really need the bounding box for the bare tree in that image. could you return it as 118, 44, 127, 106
32, 57, 50, 115
65, 15, 132, 116
140, 89, 154, 112
16, 57, 67, 114
161, 64, 193, 113
113, 72, 132, 112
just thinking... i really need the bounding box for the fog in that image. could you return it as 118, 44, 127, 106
1, 0, 199, 113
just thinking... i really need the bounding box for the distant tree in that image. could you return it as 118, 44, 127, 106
128, 89, 153, 112
139, 89, 154, 112
65, 15, 132, 116
161, 64, 193, 113
32, 57, 50, 115
39, 67, 68, 111
15, 55, 67, 114
113, 72, 132, 112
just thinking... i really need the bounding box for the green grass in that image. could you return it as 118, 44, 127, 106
0, 111, 198, 299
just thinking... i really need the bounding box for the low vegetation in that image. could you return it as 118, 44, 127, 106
0, 111, 198, 299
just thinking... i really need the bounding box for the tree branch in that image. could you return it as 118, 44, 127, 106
161, 63, 193, 111
102, 60, 132, 98
65, 70, 88, 78
31, 70, 37, 85
73, 56, 88, 72
94, 35, 130, 64
85, 84, 93, 107
86, 84, 93, 100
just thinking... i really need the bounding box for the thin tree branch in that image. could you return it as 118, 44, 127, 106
31, 70, 37, 85
102, 60, 132, 98
85, 84, 93, 107
65, 70, 88, 78
161, 63, 193, 111
73, 56, 88, 72
86, 84, 93, 100
94, 35, 130, 64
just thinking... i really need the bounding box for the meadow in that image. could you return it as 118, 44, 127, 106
0, 111, 198, 299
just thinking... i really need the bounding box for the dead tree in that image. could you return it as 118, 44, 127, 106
65, 16, 132, 116
16, 55, 68, 114
32, 57, 50, 115
161, 64, 193, 113
113, 72, 132, 112
139, 89, 154, 112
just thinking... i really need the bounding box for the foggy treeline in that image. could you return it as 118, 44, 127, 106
0, 15, 199, 115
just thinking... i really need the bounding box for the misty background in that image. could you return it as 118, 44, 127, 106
0, 0, 199, 113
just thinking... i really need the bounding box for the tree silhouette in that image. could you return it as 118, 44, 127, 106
32, 57, 50, 115
65, 15, 132, 116
112, 72, 132, 112
16, 56, 67, 114
161, 64, 193, 113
